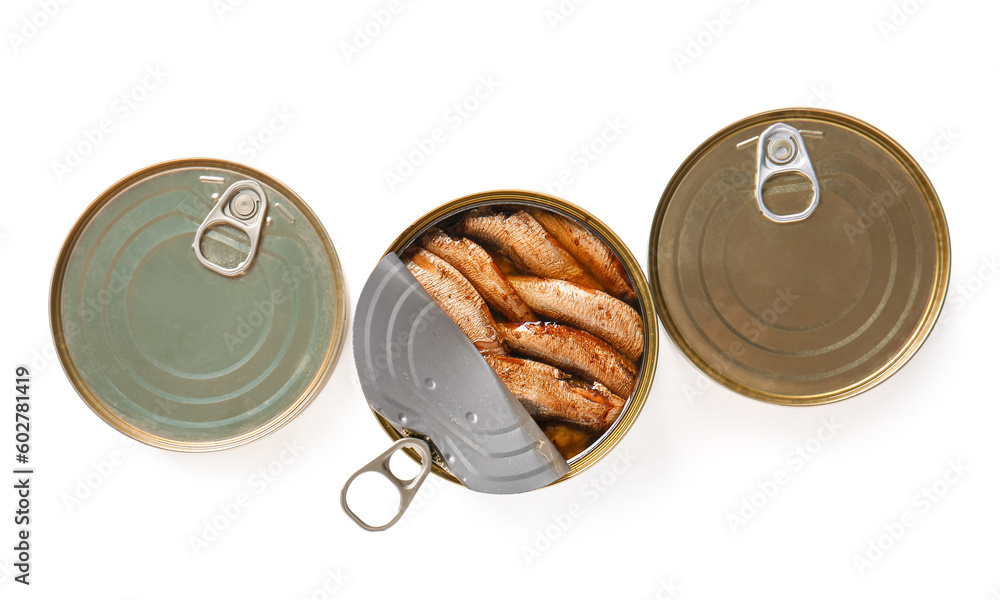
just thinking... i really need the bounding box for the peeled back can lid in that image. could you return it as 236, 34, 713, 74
649, 109, 950, 405
50, 159, 347, 450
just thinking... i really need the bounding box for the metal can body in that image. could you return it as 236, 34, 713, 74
51, 159, 347, 451
649, 109, 950, 405
369, 189, 659, 484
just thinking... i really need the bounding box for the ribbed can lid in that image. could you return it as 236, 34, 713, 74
649, 109, 950, 405
51, 159, 347, 450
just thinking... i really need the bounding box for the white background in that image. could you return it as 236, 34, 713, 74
1, 0, 998, 598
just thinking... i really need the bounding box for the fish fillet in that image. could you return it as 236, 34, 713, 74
499, 322, 638, 398
420, 228, 536, 322
529, 209, 637, 303
456, 209, 598, 287
508, 276, 643, 361
404, 247, 505, 356
487, 356, 624, 431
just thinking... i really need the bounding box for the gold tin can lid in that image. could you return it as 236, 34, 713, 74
50, 159, 347, 451
649, 109, 950, 405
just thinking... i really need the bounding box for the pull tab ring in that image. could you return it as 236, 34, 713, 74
193, 179, 268, 276
755, 123, 820, 223
341, 437, 433, 532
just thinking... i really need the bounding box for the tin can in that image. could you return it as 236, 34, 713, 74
50, 158, 347, 451
649, 108, 950, 405
369, 189, 659, 484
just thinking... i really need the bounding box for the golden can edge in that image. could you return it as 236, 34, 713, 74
648, 108, 951, 406
370, 189, 660, 486
49, 158, 349, 452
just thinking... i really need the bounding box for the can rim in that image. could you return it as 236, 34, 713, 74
49, 157, 348, 452
369, 189, 660, 486
648, 108, 951, 406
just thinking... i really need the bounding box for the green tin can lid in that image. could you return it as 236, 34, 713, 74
51, 159, 347, 451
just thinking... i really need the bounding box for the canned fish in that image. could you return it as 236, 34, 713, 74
649, 108, 950, 405
50, 159, 347, 451
342, 190, 658, 529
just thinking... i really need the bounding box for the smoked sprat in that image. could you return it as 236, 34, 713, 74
407, 204, 644, 460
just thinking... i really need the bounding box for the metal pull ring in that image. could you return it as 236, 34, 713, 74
755, 123, 820, 223
193, 179, 268, 276
341, 437, 434, 532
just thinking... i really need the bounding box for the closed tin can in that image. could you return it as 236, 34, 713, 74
367, 189, 659, 485
649, 108, 950, 405
51, 159, 347, 451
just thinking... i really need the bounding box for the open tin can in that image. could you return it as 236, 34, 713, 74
379, 190, 658, 478
51, 159, 348, 451
343, 190, 659, 529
